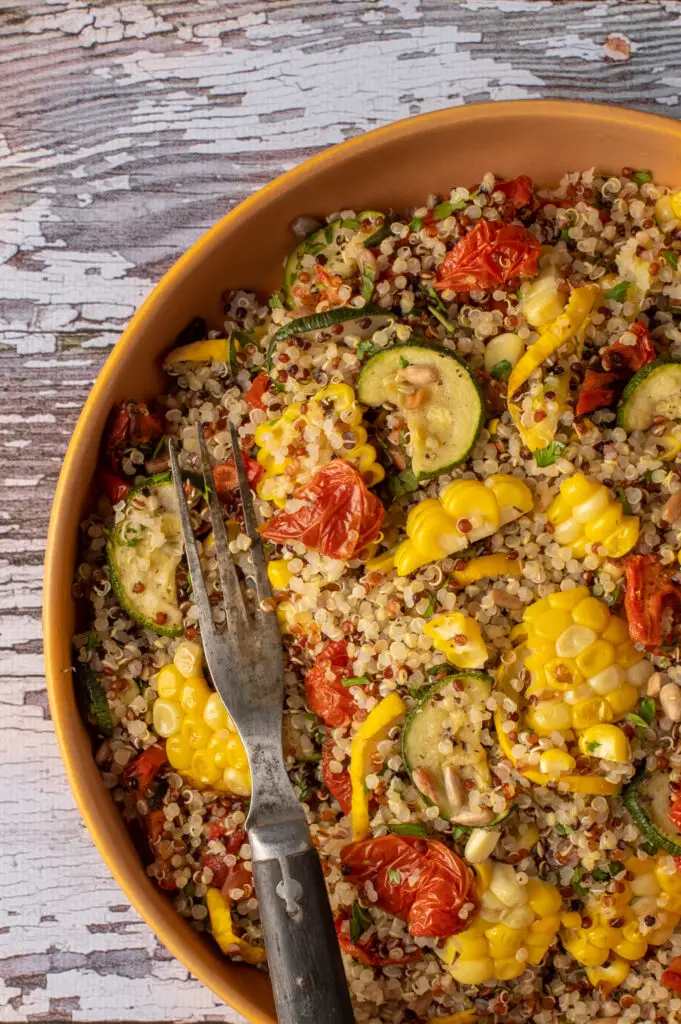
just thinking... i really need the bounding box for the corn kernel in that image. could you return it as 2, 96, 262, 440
534, 610, 573, 641
545, 473, 639, 562
556, 625, 597, 658
603, 616, 629, 645
203, 692, 230, 731
166, 735, 193, 771
578, 724, 630, 762
152, 698, 183, 739
539, 748, 576, 776
173, 640, 203, 679
572, 596, 610, 633
616, 642, 643, 669
484, 923, 522, 959
603, 682, 639, 716
526, 701, 573, 736
494, 958, 526, 981
576, 640, 615, 678
571, 697, 613, 730
452, 932, 490, 959
179, 677, 210, 713
563, 935, 609, 967
156, 663, 184, 699
586, 956, 630, 992
561, 911, 582, 929
191, 751, 223, 786
449, 957, 495, 985
267, 559, 292, 590
547, 586, 590, 611
614, 937, 648, 961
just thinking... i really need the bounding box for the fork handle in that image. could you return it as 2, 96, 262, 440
249, 826, 355, 1024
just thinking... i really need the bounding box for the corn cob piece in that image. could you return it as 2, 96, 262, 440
561, 854, 681, 990
441, 861, 562, 984
522, 586, 651, 744
393, 474, 533, 576
254, 383, 383, 507
547, 472, 640, 560
152, 644, 250, 796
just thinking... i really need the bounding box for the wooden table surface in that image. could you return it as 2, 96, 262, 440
3, 0, 681, 1020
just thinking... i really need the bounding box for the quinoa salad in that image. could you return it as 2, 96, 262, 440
73, 168, 681, 1024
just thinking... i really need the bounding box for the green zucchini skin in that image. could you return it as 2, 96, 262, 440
265, 305, 389, 371
402, 670, 510, 826
623, 768, 681, 856
107, 474, 184, 638
75, 665, 114, 737
356, 343, 484, 478
616, 358, 681, 430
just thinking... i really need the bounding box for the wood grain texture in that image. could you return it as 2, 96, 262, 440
2, 0, 681, 1019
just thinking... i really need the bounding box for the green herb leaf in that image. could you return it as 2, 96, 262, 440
605, 280, 629, 302
614, 486, 633, 516
609, 860, 625, 876
560, 226, 571, 243
86, 632, 99, 650
388, 869, 402, 885
632, 170, 652, 186
342, 675, 371, 688
389, 467, 420, 498
356, 338, 374, 361
227, 334, 238, 379
152, 434, 168, 458
428, 286, 447, 313
533, 441, 566, 467
424, 594, 437, 619
663, 250, 679, 271
361, 265, 375, 303
452, 824, 469, 842
232, 328, 255, 352
644, 469, 655, 484
603, 584, 622, 607
342, 217, 360, 231
627, 712, 650, 731
639, 697, 656, 725
410, 216, 423, 231
586, 741, 601, 752
399, 355, 410, 369
490, 359, 512, 381
433, 199, 465, 221
389, 822, 428, 838
268, 295, 284, 310
428, 305, 456, 334
555, 823, 573, 836
271, 380, 286, 394
324, 224, 334, 244
571, 865, 588, 898
592, 868, 609, 881
349, 901, 372, 943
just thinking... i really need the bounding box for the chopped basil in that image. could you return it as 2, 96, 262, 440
560, 226, 572, 243
627, 711, 650, 731
350, 900, 372, 942
389, 822, 428, 837
152, 434, 168, 458
533, 441, 566, 467
609, 860, 625, 876
342, 217, 360, 231
271, 380, 286, 394
324, 224, 334, 244
85, 632, 99, 650
423, 594, 437, 618
555, 823, 573, 835
342, 675, 371, 688
428, 286, 447, 313
233, 328, 255, 352
663, 250, 679, 271
410, 216, 423, 231
360, 265, 375, 303
389, 467, 420, 498
639, 697, 656, 725
614, 486, 632, 516
586, 741, 601, 752
571, 865, 588, 898
433, 199, 466, 220
399, 355, 410, 368
632, 170, 652, 186
356, 338, 374, 361
605, 280, 629, 302
268, 295, 284, 310
490, 359, 512, 381
592, 868, 609, 881
388, 869, 402, 884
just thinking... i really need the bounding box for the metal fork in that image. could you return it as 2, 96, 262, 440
169, 425, 355, 1024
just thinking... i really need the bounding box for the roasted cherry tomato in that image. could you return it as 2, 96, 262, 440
202, 825, 247, 889
104, 401, 165, 473
305, 640, 357, 729
334, 913, 423, 966
624, 554, 681, 648
662, 954, 681, 993
244, 372, 270, 410
260, 460, 384, 560
602, 321, 656, 373
121, 741, 167, 791
340, 835, 478, 938
99, 469, 131, 504
146, 808, 169, 845
494, 175, 535, 212
322, 739, 352, 813
435, 220, 541, 293
670, 791, 681, 832
213, 453, 263, 496
575, 370, 618, 417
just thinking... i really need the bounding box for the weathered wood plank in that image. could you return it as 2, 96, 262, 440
2, 0, 681, 1019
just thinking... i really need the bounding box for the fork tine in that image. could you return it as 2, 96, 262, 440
228, 422, 273, 604
196, 426, 249, 630
168, 439, 215, 639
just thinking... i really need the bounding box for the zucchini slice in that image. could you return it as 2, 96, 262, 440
403, 671, 509, 823
283, 212, 388, 310
75, 665, 114, 737
617, 359, 681, 431
623, 769, 681, 856
107, 474, 184, 637
356, 344, 484, 477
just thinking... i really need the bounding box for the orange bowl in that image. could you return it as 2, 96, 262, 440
43, 100, 681, 1021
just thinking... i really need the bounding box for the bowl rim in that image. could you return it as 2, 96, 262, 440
43, 98, 681, 1019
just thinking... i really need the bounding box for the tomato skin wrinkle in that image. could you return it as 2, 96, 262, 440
305, 640, 357, 728
435, 220, 541, 293
244, 372, 270, 410
494, 175, 535, 212
603, 321, 656, 373
340, 835, 478, 938
577, 322, 656, 417
624, 554, 681, 648
576, 370, 618, 418
260, 459, 385, 560
121, 741, 167, 790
